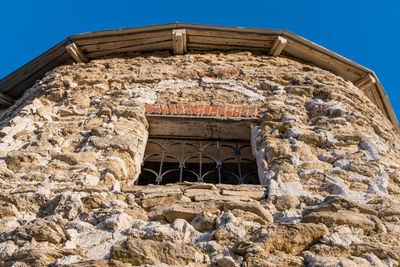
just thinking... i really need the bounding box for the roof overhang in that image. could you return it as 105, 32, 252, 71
0, 23, 398, 133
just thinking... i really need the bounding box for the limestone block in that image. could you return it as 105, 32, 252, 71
252, 223, 329, 255
6, 150, 40, 171
190, 211, 216, 232
275, 194, 300, 211
52, 152, 99, 165
301, 210, 380, 234
110, 238, 205, 265
163, 205, 201, 223
221, 189, 265, 200
223, 201, 273, 224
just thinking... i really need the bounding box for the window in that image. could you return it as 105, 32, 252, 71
138, 138, 259, 185
136, 112, 261, 185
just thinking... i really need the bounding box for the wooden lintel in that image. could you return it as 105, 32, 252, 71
0, 93, 14, 106
354, 73, 376, 91
269, 36, 287, 56
172, 29, 187, 55
66, 42, 88, 63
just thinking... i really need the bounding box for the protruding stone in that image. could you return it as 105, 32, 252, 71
223, 201, 273, 224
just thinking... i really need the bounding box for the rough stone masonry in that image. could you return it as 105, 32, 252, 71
0, 51, 400, 266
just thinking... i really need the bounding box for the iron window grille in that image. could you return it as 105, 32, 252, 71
137, 138, 259, 185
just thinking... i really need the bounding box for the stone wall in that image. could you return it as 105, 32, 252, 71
0, 51, 399, 266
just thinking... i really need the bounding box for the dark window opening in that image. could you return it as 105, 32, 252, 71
137, 138, 259, 185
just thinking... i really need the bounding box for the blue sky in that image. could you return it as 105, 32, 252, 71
1, 0, 399, 119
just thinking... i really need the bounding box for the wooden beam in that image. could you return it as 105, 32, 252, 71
8, 52, 70, 98
284, 39, 364, 81
269, 36, 287, 56
172, 29, 187, 55
86, 41, 172, 58
187, 35, 273, 48
0, 93, 14, 106
187, 43, 267, 52
66, 42, 88, 63
0, 39, 70, 93
354, 73, 376, 91
147, 115, 253, 141
186, 29, 277, 41
80, 35, 172, 53
74, 30, 172, 46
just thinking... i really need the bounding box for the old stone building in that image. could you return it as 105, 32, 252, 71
0, 23, 399, 266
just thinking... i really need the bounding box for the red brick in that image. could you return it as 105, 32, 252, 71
184, 104, 192, 115
145, 104, 153, 113
169, 104, 177, 115
153, 104, 161, 114
217, 69, 238, 74
161, 104, 169, 115
198, 105, 204, 116
257, 107, 265, 118
233, 106, 242, 117
175, 72, 192, 79
203, 105, 212, 116
191, 105, 200, 115
249, 107, 257, 117
240, 107, 249, 117
218, 106, 226, 116
177, 104, 185, 115
210, 106, 218, 116
226, 106, 234, 116
200, 71, 216, 78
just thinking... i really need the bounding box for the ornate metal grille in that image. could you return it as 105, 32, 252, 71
138, 138, 259, 185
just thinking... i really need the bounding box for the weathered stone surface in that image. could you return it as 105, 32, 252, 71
0, 203, 20, 218
302, 210, 381, 234
103, 213, 134, 231
309, 196, 378, 216
0, 51, 399, 266
57, 259, 127, 266
275, 194, 300, 211
379, 204, 400, 218
221, 189, 265, 200
110, 238, 205, 265
190, 211, 216, 232
245, 253, 304, 267
52, 152, 99, 165
0, 167, 20, 181
1, 245, 78, 266
39, 192, 84, 220
15, 218, 66, 244
224, 201, 273, 223
163, 205, 201, 223
141, 192, 182, 209
6, 150, 40, 171
251, 223, 329, 255
184, 188, 221, 199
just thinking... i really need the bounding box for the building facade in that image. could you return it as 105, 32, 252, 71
0, 24, 399, 266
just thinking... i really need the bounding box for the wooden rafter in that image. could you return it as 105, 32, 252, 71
172, 29, 187, 55
66, 42, 88, 63
354, 73, 376, 91
269, 36, 287, 56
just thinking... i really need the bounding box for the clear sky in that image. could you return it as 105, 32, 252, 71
1, 0, 399, 119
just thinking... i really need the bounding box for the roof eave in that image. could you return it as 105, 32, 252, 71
0, 22, 397, 133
